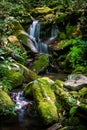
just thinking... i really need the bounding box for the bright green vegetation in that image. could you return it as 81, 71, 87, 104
30, 54, 49, 74
24, 77, 59, 124
0, 0, 87, 125
0, 89, 15, 115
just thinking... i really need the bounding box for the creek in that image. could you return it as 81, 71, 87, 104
0, 73, 67, 130
0, 21, 66, 130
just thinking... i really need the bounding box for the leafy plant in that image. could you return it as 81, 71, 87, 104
67, 39, 87, 69
69, 106, 78, 117
8, 44, 27, 64
0, 77, 12, 91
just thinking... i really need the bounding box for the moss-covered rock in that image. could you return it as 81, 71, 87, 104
0, 89, 14, 115
6, 70, 24, 88
24, 77, 58, 125
16, 62, 39, 82
31, 7, 53, 17
37, 101, 58, 125
55, 80, 64, 88
10, 21, 38, 53
30, 54, 49, 74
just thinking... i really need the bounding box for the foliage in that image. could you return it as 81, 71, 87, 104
69, 106, 78, 117
0, 77, 12, 91
68, 39, 87, 69
0, 60, 12, 76
0, 89, 16, 116
0, 47, 8, 60
8, 44, 27, 64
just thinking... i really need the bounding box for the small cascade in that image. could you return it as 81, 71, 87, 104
11, 91, 32, 111
29, 20, 48, 54
29, 21, 58, 54
51, 24, 58, 39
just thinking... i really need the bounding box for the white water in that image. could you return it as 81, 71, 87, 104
11, 91, 32, 111
29, 20, 58, 54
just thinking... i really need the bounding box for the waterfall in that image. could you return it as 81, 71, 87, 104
51, 24, 58, 39
29, 20, 49, 54
29, 20, 58, 54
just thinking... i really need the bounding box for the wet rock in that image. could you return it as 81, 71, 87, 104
64, 74, 87, 90
11, 20, 38, 53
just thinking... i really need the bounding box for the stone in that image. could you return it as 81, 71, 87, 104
0, 89, 14, 115
64, 74, 87, 90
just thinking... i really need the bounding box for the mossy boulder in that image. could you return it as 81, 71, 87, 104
24, 77, 58, 125
0, 89, 14, 115
30, 54, 49, 74
16, 62, 39, 82
11, 21, 38, 53
0, 62, 24, 89
31, 7, 53, 17
37, 101, 58, 125
6, 70, 24, 88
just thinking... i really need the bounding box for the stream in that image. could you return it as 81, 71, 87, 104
0, 73, 67, 130
0, 90, 45, 130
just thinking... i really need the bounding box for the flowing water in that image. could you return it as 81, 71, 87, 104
29, 20, 58, 54
0, 89, 45, 130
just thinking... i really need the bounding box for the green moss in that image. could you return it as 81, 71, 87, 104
12, 21, 24, 35
31, 7, 53, 17
31, 54, 49, 74
24, 77, 58, 125
37, 101, 58, 125
6, 70, 24, 88
16, 62, 39, 82
59, 32, 66, 40
72, 66, 87, 74
0, 89, 14, 115
32, 77, 56, 102
24, 82, 33, 97
79, 87, 87, 98
55, 80, 64, 88
57, 40, 71, 50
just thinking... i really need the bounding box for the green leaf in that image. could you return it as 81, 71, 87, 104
69, 106, 78, 117
69, 97, 75, 104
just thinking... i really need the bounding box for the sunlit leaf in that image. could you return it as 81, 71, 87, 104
69, 106, 78, 117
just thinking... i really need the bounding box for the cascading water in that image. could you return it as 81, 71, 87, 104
29, 20, 58, 54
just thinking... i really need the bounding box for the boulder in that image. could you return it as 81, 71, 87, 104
24, 77, 58, 125
64, 74, 87, 90
11, 21, 38, 53
16, 62, 39, 82
0, 89, 14, 115
30, 54, 49, 74
6, 71, 24, 88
